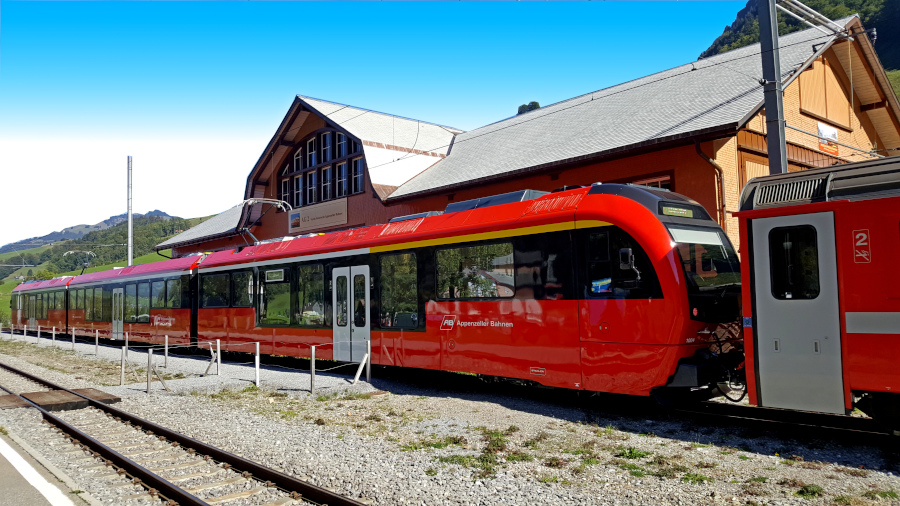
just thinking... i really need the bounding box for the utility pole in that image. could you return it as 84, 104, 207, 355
127, 155, 133, 266
759, 0, 788, 174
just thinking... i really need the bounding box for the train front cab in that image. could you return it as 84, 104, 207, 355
576, 184, 743, 399
738, 158, 900, 429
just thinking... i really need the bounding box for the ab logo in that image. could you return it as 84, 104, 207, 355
440, 315, 457, 331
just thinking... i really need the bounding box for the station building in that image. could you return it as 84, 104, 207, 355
157, 15, 900, 257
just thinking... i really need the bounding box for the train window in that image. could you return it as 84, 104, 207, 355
137, 283, 150, 323
259, 268, 291, 325
125, 284, 137, 322
93, 287, 103, 321
85, 289, 94, 320
102, 287, 111, 321
201, 274, 230, 308
36, 294, 44, 319
354, 275, 366, 327
768, 226, 819, 300
669, 226, 741, 292
166, 279, 182, 308
380, 253, 418, 329
296, 264, 325, 326
335, 275, 348, 327
232, 271, 254, 308
585, 229, 663, 299
76, 289, 84, 310
151, 281, 166, 309
437, 243, 515, 299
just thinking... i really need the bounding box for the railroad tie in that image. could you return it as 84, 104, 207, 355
184, 476, 247, 494
204, 486, 266, 505
166, 468, 224, 483
147, 458, 206, 473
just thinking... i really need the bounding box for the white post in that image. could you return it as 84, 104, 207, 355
37, 325, 41, 344
94, 329, 99, 356
366, 339, 371, 384
254, 342, 260, 388
215, 339, 221, 375
125, 332, 129, 360
164, 335, 169, 368
72, 327, 75, 349
147, 348, 153, 394
52, 327, 56, 346
310, 346, 316, 395
120, 347, 126, 386
71, 327, 75, 351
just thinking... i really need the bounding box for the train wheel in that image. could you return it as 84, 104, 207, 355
855, 392, 900, 435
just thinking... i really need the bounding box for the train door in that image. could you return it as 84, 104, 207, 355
27, 295, 36, 330
750, 211, 844, 414
332, 266, 370, 362
112, 288, 124, 340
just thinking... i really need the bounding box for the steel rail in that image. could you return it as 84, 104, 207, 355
0, 361, 366, 506
673, 400, 897, 444
0, 381, 207, 506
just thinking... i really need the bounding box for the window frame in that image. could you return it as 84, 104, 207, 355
435, 241, 516, 300
306, 138, 317, 167
336, 133, 347, 158
200, 273, 231, 308
305, 170, 318, 204
321, 132, 332, 163
351, 157, 364, 194
336, 162, 348, 198
293, 148, 303, 172
768, 225, 820, 300
231, 270, 255, 308
379, 252, 420, 330
296, 263, 327, 328
258, 266, 293, 327
321, 166, 333, 201
151, 280, 166, 309
293, 175, 303, 208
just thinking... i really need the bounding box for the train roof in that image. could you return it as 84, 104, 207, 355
66, 256, 201, 287
199, 183, 719, 271
11, 276, 73, 293
739, 156, 900, 211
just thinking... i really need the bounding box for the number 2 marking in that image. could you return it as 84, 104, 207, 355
853, 229, 871, 263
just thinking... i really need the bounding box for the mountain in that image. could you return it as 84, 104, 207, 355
0, 210, 173, 254
701, 0, 900, 97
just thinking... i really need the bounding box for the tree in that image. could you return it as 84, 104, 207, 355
517, 101, 541, 115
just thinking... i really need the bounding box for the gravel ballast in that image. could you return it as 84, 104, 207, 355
0, 330, 898, 505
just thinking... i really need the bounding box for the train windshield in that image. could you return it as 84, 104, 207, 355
667, 225, 740, 292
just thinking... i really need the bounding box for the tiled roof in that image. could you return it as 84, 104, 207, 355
155, 205, 244, 250
388, 17, 857, 200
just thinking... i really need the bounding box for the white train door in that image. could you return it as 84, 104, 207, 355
751, 211, 844, 414
332, 266, 370, 362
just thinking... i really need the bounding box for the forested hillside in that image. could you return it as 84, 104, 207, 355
0, 216, 190, 281
701, 0, 900, 98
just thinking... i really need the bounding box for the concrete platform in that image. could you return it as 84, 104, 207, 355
0, 395, 31, 410
71, 388, 121, 405
20, 391, 89, 412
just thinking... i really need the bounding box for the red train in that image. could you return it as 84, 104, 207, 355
10, 183, 744, 400
12, 158, 900, 429
737, 157, 900, 429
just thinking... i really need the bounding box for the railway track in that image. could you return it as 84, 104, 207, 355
0, 361, 368, 506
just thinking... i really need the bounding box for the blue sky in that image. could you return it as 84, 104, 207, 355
0, 1, 744, 248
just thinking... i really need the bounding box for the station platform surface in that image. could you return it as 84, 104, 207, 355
0, 435, 76, 506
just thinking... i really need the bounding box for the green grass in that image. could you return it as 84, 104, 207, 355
681, 473, 712, 484
863, 489, 899, 500
795, 484, 823, 499
887, 69, 900, 102
615, 447, 651, 459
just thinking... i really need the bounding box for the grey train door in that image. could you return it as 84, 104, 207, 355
751, 211, 844, 414
112, 288, 124, 340
332, 266, 370, 362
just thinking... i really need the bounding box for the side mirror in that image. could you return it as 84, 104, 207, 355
618, 248, 634, 270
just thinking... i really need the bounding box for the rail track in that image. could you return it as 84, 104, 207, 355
0, 361, 368, 506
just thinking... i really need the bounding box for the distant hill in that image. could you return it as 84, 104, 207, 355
701, 0, 899, 98
0, 210, 172, 254
0, 214, 190, 282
